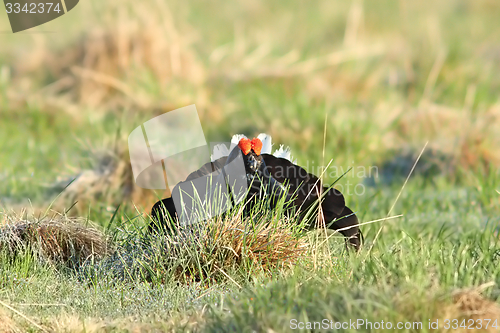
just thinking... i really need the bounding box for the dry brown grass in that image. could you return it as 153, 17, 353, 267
0, 309, 19, 333
4, 0, 499, 216
333, 100, 500, 178
391, 102, 500, 173
0, 213, 112, 267
133, 212, 309, 285
49, 142, 168, 216
200, 213, 308, 277
434, 288, 500, 333
396, 284, 500, 333
0, 310, 200, 333
10, 0, 207, 117
390, 284, 500, 333
53, 97, 500, 215
33, 311, 204, 333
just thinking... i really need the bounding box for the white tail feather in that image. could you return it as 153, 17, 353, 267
231, 134, 247, 145
230, 134, 247, 151
273, 145, 297, 164
257, 133, 273, 154
211, 143, 230, 162
211, 133, 296, 164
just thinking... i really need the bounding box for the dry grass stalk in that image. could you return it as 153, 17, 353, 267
0, 213, 112, 267
0, 300, 48, 333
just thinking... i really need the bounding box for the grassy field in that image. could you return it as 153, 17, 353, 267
1, 0, 500, 332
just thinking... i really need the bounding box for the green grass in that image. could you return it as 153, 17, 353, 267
1, 0, 500, 331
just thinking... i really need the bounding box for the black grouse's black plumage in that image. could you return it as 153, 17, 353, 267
150, 136, 362, 250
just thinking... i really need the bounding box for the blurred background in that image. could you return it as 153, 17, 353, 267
1, 0, 499, 228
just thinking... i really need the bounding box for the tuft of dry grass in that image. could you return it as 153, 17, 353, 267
435, 288, 500, 333
0, 213, 112, 268
201, 213, 308, 276
108, 210, 309, 285
391, 285, 500, 333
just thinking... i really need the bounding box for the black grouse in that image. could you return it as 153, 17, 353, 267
150, 134, 362, 250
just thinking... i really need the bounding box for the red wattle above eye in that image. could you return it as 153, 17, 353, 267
238, 138, 252, 155
251, 138, 262, 156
